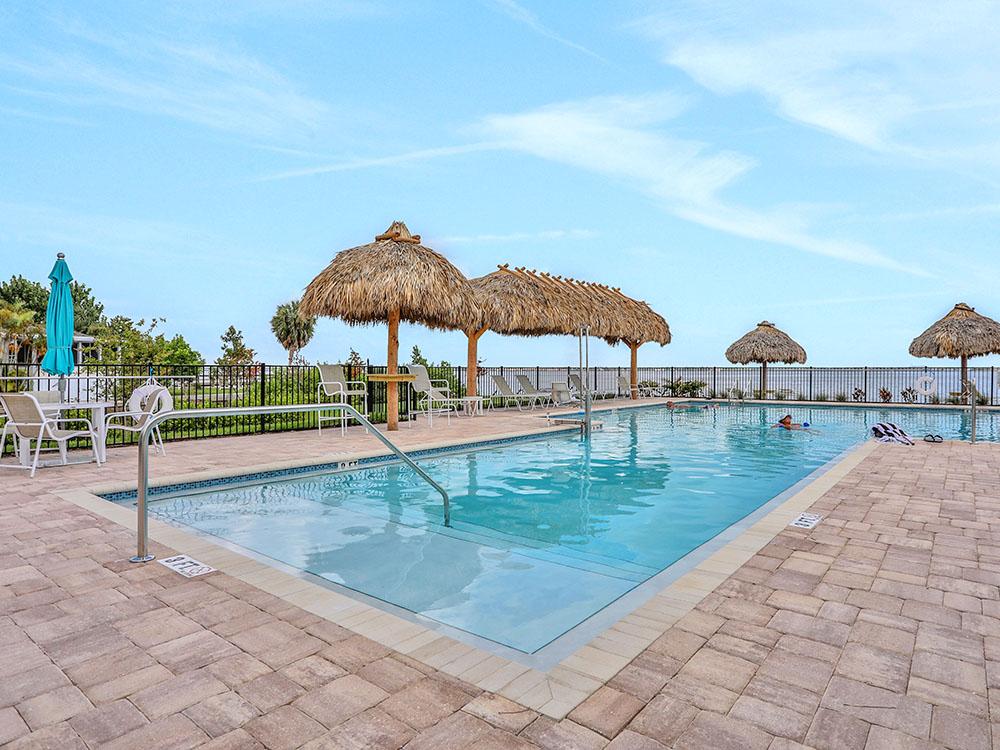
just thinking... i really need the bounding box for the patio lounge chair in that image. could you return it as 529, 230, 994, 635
568, 373, 614, 400
0, 392, 102, 477
490, 374, 547, 411
490, 375, 548, 411
407, 364, 465, 425
617, 376, 659, 398
551, 382, 580, 407
514, 375, 552, 407
317, 364, 368, 434
105, 385, 171, 455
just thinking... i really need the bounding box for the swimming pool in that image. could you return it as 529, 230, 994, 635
140, 403, 998, 654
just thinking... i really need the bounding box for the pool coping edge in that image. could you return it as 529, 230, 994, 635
55, 432, 877, 720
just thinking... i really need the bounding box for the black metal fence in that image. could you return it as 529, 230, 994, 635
1, 362, 994, 455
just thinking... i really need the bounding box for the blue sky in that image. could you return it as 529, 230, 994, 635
2, 0, 999, 367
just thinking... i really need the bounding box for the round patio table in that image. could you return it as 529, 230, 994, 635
368, 373, 417, 428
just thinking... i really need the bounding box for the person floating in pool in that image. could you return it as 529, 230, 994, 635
773, 414, 812, 431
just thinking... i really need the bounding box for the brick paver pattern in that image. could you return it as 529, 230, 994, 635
1, 418, 998, 748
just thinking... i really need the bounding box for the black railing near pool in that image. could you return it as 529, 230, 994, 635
1, 362, 995, 454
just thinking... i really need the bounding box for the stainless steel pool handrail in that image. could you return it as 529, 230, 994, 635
130, 403, 451, 563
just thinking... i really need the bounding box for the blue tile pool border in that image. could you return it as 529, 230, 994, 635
99, 427, 580, 504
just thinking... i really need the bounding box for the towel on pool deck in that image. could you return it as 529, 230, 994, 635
871, 422, 914, 445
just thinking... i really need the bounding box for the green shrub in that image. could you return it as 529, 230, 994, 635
815, 393, 828, 401
835, 393, 848, 402
666, 379, 706, 397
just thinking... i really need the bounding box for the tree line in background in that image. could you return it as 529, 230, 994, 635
0, 272, 398, 369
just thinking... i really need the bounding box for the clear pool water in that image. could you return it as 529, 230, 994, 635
148, 404, 998, 653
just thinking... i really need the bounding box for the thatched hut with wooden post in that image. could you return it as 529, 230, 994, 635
466, 265, 669, 398
725, 321, 806, 398
301, 221, 475, 430
464, 267, 569, 396
909, 303, 1000, 387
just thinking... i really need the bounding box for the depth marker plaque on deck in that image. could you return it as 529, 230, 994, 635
158, 555, 216, 578
789, 512, 822, 529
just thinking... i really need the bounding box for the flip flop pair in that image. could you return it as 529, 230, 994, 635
922, 434, 944, 443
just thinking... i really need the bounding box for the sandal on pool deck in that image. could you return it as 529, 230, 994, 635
923, 434, 944, 443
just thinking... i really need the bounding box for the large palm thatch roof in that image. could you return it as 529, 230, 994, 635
300, 221, 475, 329
470, 265, 670, 345
468, 267, 566, 336
909, 303, 1000, 359
726, 321, 806, 364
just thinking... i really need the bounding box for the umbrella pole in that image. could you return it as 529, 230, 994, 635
387, 308, 399, 431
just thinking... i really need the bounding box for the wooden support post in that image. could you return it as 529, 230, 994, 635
761, 361, 768, 399
629, 341, 640, 400
465, 327, 487, 397
387, 308, 399, 431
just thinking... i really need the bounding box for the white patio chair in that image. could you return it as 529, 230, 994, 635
105, 385, 171, 455
407, 364, 464, 425
551, 382, 580, 407
568, 373, 614, 400
317, 364, 368, 434
514, 375, 552, 407
490, 374, 545, 410
0, 392, 102, 477
617, 375, 659, 398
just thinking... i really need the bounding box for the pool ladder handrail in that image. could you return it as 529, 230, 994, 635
130, 403, 451, 563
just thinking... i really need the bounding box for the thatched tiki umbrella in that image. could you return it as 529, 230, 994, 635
726, 321, 806, 398
465, 266, 669, 399
465, 266, 568, 397
301, 221, 475, 430
588, 285, 670, 400
909, 303, 1000, 387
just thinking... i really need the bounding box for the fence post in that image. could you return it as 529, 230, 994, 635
809, 368, 813, 401
536, 365, 540, 388
258, 364, 266, 433
712, 367, 717, 396
863, 367, 868, 402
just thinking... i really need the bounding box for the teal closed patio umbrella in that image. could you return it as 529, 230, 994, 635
40, 253, 75, 399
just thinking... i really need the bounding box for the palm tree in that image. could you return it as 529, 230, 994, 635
271, 300, 316, 365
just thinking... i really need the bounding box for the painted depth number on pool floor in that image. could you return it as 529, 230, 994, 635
158, 555, 216, 578
789, 512, 823, 530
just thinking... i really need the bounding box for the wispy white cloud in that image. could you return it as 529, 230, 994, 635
634, 0, 1000, 163
163, 0, 384, 24
877, 203, 1000, 221
0, 201, 313, 273
252, 142, 502, 182
0, 20, 328, 139
434, 228, 596, 244
0, 103, 94, 127
487, 0, 606, 62
476, 92, 919, 274
734, 290, 944, 311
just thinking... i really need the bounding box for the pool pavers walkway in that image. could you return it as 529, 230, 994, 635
2, 418, 999, 748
